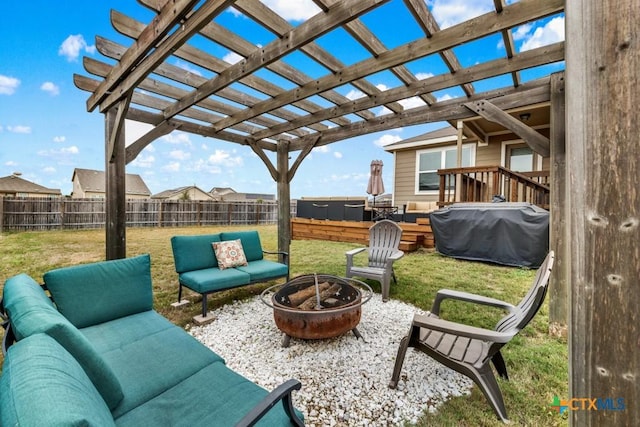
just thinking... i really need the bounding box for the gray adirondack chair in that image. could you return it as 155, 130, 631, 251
389, 251, 555, 423
345, 219, 404, 301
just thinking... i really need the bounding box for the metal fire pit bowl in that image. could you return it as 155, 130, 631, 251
260, 274, 373, 347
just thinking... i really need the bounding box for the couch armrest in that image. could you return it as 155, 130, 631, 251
234, 379, 303, 427
262, 250, 289, 267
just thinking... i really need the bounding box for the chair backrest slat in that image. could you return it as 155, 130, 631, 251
495, 251, 554, 334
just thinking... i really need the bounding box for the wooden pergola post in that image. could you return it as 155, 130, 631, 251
105, 109, 127, 260
549, 72, 567, 334
566, 1, 639, 424
276, 140, 291, 264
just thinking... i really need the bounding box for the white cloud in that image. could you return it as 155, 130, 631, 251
7, 125, 31, 134
312, 146, 330, 154
41, 82, 60, 96
175, 60, 203, 76
428, 0, 494, 29
512, 23, 533, 41
131, 154, 155, 168
333, 151, 342, 159
374, 134, 402, 147
53, 136, 66, 142
5, 161, 17, 167
260, 0, 320, 21
437, 93, 453, 102
345, 89, 365, 100
208, 149, 243, 166
169, 149, 191, 161
520, 17, 565, 52
223, 51, 244, 65
0, 75, 20, 95
125, 120, 154, 145
162, 131, 192, 145
43, 166, 56, 174
58, 34, 95, 62
162, 162, 181, 172
415, 72, 434, 80
376, 83, 389, 92
37, 145, 79, 156
399, 96, 427, 110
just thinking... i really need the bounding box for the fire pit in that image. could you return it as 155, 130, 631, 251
261, 274, 373, 347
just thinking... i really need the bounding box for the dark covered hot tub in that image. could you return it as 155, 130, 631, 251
430, 202, 549, 268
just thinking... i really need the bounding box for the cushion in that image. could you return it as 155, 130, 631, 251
179, 267, 250, 293
220, 231, 264, 262
113, 362, 303, 426
235, 259, 289, 282
171, 233, 221, 273
213, 239, 248, 270
3, 273, 124, 410
0, 334, 116, 427
44, 254, 153, 328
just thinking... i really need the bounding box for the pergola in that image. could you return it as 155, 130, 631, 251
73, 1, 638, 425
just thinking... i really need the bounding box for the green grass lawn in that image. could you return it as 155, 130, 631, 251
0, 225, 568, 426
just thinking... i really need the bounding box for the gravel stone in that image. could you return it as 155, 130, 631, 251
189, 294, 472, 426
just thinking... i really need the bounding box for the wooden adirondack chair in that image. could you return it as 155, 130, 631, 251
345, 219, 404, 301
389, 251, 555, 422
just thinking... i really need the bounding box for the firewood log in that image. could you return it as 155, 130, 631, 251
288, 281, 331, 305
298, 283, 342, 310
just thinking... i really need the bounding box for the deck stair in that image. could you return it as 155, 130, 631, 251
291, 217, 434, 252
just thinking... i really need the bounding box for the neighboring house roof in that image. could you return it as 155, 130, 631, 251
72, 168, 151, 196
151, 185, 212, 199
209, 187, 236, 195
383, 126, 461, 152
0, 174, 62, 196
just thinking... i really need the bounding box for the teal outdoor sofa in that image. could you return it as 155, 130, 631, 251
0, 254, 304, 426
171, 231, 289, 319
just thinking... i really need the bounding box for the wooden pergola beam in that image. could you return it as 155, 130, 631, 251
211, 0, 564, 132
291, 78, 552, 150
159, 0, 388, 123
464, 99, 551, 157
250, 42, 563, 141
86, 0, 200, 111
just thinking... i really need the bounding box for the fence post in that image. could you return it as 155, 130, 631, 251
0, 196, 3, 232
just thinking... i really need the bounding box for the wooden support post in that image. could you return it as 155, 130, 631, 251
455, 120, 463, 202
549, 72, 567, 335
277, 140, 291, 264
566, 1, 639, 425
105, 109, 127, 260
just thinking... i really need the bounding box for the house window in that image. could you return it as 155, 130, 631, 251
416, 144, 475, 193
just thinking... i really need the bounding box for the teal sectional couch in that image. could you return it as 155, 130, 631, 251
0, 254, 303, 426
171, 231, 289, 319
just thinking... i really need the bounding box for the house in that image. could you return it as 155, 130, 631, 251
384, 105, 550, 210
0, 173, 62, 198
71, 168, 151, 199
151, 185, 214, 201
209, 187, 275, 201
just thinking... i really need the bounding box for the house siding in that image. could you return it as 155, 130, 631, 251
391, 129, 550, 209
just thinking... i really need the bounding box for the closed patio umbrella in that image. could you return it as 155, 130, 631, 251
367, 159, 385, 207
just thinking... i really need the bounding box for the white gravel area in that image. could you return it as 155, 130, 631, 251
189, 294, 472, 426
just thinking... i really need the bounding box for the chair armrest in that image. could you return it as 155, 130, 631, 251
263, 250, 289, 266
234, 379, 303, 427
412, 313, 513, 343
388, 250, 404, 261
345, 247, 366, 258
431, 289, 516, 316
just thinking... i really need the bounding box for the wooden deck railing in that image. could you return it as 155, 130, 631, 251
437, 166, 550, 209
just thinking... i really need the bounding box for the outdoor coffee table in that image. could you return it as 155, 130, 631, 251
260, 274, 373, 347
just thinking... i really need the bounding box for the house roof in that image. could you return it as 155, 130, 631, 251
0, 174, 61, 196
383, 125, 460, 152
72, 168, 151, 196
209, 187, 236, 195
151, 185, 212, 199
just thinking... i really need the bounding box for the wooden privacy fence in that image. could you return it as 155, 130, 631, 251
0, 197, 296, 231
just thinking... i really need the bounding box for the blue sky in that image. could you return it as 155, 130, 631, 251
0, 0, 564, 198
